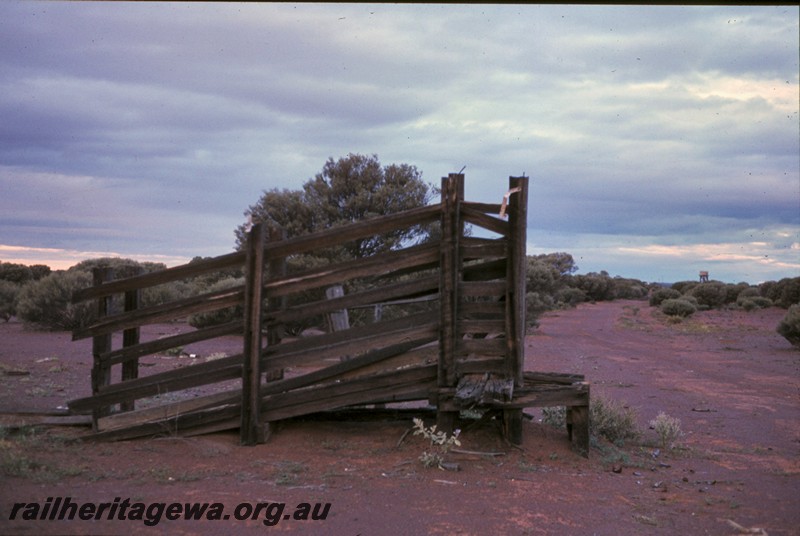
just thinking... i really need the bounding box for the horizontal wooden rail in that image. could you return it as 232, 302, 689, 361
263, 242, 440, 298
261, 364, 437, 421
460, 319, 506, 334
101, 321, 243, 367
263, 321, 439, 372
459, 281, 507, 297
461, 240, 507, 261
73, 252, 245, 302
73, 286, 245, 340
267, 275, 439, 326
90, 404, 242, 442
461, 205, 509, 236
462, 258, 507, 281
68, 353, 243, 413
461, 201, 504, 214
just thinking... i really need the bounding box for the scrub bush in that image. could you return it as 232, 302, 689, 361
660, 298, 697, 318
777, 304, 800, 348
16, 271, 94, 330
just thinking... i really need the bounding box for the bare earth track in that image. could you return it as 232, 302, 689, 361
1, 300, 798, 535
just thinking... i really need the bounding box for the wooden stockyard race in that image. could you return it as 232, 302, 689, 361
68, 174, 590, 454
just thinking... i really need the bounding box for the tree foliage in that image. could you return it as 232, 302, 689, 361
235, 153, 434, 260
777, 304, 800, 348
16, 271, 95, 330
0, 280, 20, 322
0, 262, 51, 285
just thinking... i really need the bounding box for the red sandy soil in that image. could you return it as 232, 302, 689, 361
0, 300, 797, 535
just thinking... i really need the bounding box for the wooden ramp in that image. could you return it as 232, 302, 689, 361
67, 174, 590, 455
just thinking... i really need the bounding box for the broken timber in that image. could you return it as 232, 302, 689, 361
67, 174, 590, 455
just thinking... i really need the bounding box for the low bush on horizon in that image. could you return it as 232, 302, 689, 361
659, 298, 697, 318
777, 304, 800, 348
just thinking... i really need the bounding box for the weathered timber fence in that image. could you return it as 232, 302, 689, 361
68, 174, 590, 453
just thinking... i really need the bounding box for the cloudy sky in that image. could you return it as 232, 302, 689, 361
1, 3, 798, 284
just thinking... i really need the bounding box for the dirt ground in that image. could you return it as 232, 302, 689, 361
1, 300, 798, 535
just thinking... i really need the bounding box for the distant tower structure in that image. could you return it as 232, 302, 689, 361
699, 271, 709, 283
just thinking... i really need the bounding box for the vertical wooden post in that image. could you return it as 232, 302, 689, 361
566, 383, 591, 456
91, 267, 114, 429
437, 173, 464, 433
241, 222, 266, 445
266, 226, 287, 382
120, 267, 141, 412
504, 176, 528, 445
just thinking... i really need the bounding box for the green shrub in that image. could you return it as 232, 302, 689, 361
16, 271, 95, 330
660, 298, 697, 317
556, 287, 586, 307
737, 295, 773, 311
649, 288, 680, 307
526, 291, 554, 328
613, 279, 649, 300
777, 304, 800, 348
570, 272, 616, 302
776, 278, 800, 308
760, 278, 800, 308
737, 287, 760, 300
0, 280, 21, 321
671, 281, 698, 294
688, 281, 729, 308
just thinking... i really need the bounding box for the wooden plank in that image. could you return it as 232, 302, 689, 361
504, 175, 529, 445
264, 381, 435, 422
460, 201, 503, 214
268, 275, 439, 326
91, 267, 114, 427
460, 319, 506, 334
437, 173, 463, 435
88, 404, 242, 442
266, 226, 288, 382
102, 322, 242, 367
524, 371, 585, 385
262, 242, 440, 299
495, 383, 590, 409
459, 300, 505, 318
334, 344, 438, 382
68, 353, 243, 413
73, 252, 245, 302
462, 258, 507, 281
459, 338, 507, 356
120, 278, 141, 412
507, 175, 528, 384
261, 364, 437, 421
241, 222, 265, 445
263, 322, 439, 371
261, 335, 437, 397
459, 281, 507, 297
0, 413, 92, 428
73, 286, 245, 340
456, 358, 506, 375
461, 205, 509, 236
100, 336, 440, 432
262, 310, 437, 364
263, 204, 441, 259
461, 241, 507, 261
97, 389, 241, 431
